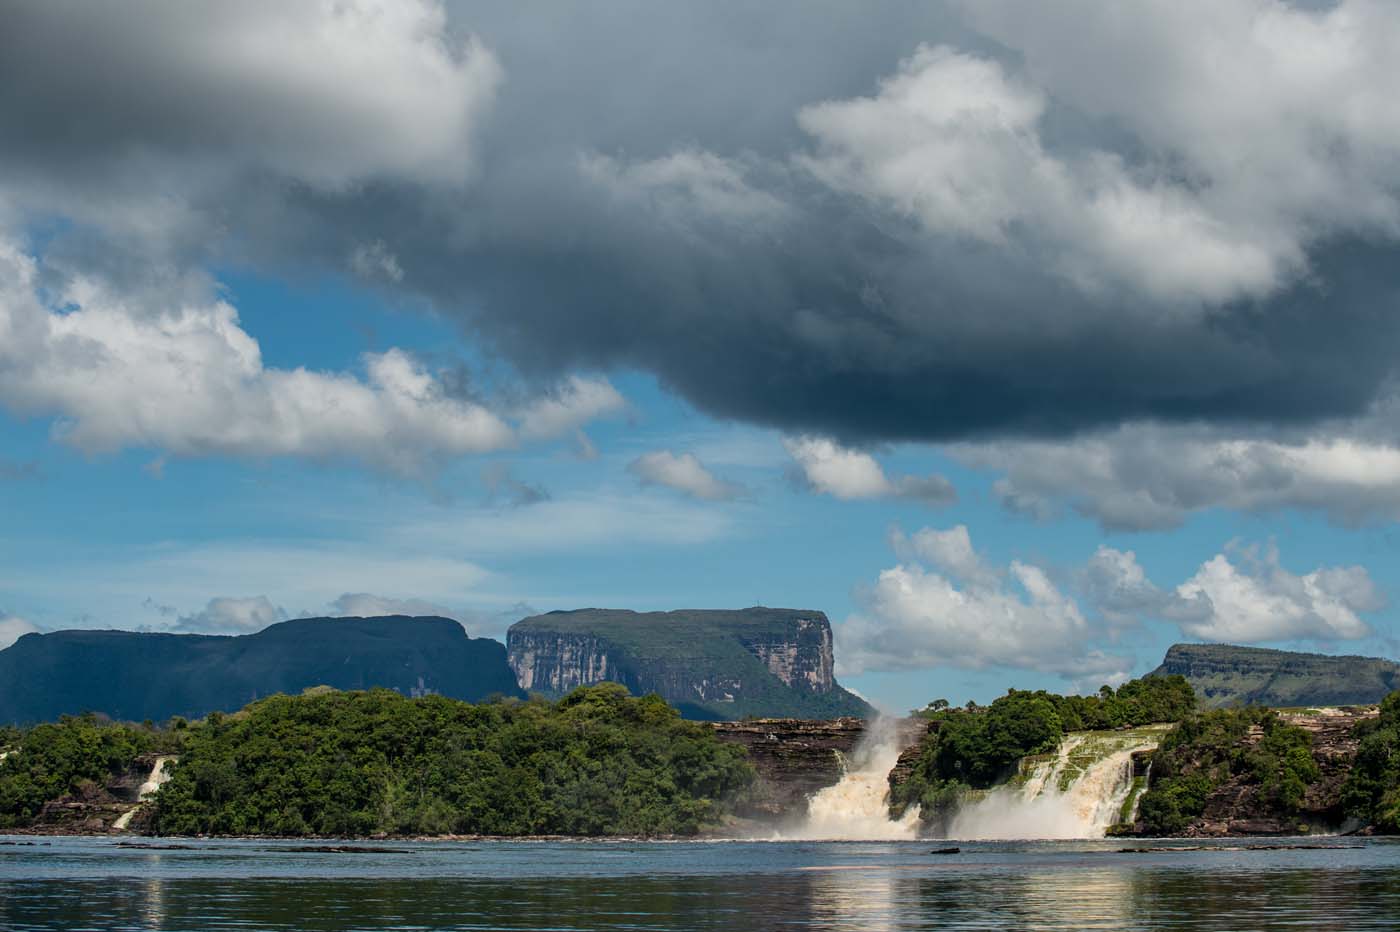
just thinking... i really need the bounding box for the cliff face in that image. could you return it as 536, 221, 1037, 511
1152, 643, 1400, 709
711, 717, 928, 819
1187, 707, 1378, 836
0, 616, 524, 725
1128, 706, 1379, 837
507, 608, 871, 720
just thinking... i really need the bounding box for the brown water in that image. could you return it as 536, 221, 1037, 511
3, 835, 1400, 930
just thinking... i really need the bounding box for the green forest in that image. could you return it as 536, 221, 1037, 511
1342, 691, 1400, 833
1, 685, 754, 837
889, 675, 1198, 822
0, 716, 184, 829
1132, 707, 1321, 834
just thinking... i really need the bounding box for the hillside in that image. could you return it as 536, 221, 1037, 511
0, 616, 523, 725
1151, 643, 1400, 709
507, 607, 874, 720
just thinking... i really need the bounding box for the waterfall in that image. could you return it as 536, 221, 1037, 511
113, 756, 176, 832
945, 727, 1166, 840
783, 717, 921, 840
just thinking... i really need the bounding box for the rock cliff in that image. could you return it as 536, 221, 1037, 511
1151, 643, 1400, 709
1126, 706, 1380, 836
507, 608, 873, 720
710, 717, 929, 819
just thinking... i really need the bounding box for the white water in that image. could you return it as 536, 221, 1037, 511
782, 718, 921, 840
947, 729, 1164, 841
113, 756, 176, 832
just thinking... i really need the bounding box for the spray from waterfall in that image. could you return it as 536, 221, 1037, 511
783, 717, 921, 840
945, 728, 1165, 840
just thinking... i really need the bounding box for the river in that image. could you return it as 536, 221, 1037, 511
4, 836, 1400, 930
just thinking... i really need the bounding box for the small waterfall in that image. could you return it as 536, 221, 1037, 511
113, 756, 176, 832
946, 727, 1165, 840
784, 718, 921, 840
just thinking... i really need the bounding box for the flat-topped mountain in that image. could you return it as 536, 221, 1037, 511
1151, 642, 1400, 709
0, 616, 523, 725
507, 607, 874, 720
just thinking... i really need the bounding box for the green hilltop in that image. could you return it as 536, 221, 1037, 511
508, 607, 874, 720
1151, 643, 1400, 709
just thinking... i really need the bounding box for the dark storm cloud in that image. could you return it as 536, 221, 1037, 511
3, 0, 1399, 447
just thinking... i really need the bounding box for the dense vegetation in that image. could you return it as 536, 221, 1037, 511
1153, 643, 1400, 709
0, 715, 184, 829
1133, 708, 1321, 835
151, 684, 753, 837
1342, 691, 1400, 833
891, 675, 1196, 821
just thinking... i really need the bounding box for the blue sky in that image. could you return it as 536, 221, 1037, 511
4, 1, 1400, 713
4, 264, 1399, 712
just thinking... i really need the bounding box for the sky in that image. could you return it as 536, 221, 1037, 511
3, 0, 1400, 713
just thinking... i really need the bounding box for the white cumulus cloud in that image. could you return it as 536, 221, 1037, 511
0, 614, 40, 651
1174, 544, 1382, 643
838, 526, 1131, 683
784, 436, 955, 505
176, 596, 287, 634
516, 375, 627, 441
0, 237, 631, 477
628, 450, 744, 501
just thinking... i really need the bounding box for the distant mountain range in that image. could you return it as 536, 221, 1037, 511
0, 607, 873, 724
507, 607, 873, 720
8, 613, 1395, 726
0, 616, 523, 725
1151, 642, 1400, 709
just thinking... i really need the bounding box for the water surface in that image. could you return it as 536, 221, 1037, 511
4, 835, 1399, 930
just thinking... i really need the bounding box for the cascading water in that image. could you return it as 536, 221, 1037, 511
783, 717, 921, 840
113, 756, 176, 832
945, 726, 1169, 840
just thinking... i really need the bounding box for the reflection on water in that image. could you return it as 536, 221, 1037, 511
807, 866, 901, 931
3, 838, 1400, 931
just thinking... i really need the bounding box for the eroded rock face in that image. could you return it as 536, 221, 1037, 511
711, 717, 929, 819
736, 618, 834, 692
507, 609, 872, 720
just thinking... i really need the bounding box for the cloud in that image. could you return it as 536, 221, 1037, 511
627, 450, 744, 501
951, 412, 1400, 530
327, 593, 531, 638
329, 592, 458, 620
516, 376, 627, 441
0, 237, 633, 477
1076, 546, 1202, 629
175, 596, 287, 634
349, 241, 405, 283
892, 525, 1000, 591
839, 527, 1386, 681
785, 436, 955, 505
1077, 540, 1382, 644
799, 44, 1285, 304
481, 463, 551, 508
0, 614, 40, 651
838, 526, 1132, 683
6, 1, 1400, 459
0, 0, 501, 191
1174, 543, 1382, 643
